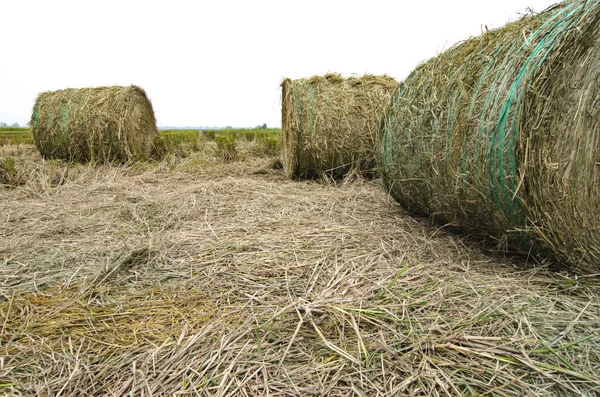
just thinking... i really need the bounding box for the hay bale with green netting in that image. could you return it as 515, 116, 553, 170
282, 73, 398, 179
31, 85, 158, 162
381, 0, 600, 274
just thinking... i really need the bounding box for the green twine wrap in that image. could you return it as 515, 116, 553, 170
381, 0, 600, 273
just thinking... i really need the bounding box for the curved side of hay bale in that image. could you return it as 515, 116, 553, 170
31, 85, 158, 163
281, 73, 398, 179
381, 0, 600, 273
280, 77, 297, 177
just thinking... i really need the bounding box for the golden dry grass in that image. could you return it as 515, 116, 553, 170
0, 143, 599, 396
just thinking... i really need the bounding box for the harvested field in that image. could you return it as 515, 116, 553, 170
1, 143, 599, 396
0, 128, 33, 146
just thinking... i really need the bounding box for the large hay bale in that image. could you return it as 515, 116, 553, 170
31, 85, 158, 162
381, 0, 600, 273
282, 73, 398, 179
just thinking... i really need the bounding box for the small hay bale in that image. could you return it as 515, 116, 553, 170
31, 85, 158, 163
282, 73, 398, 179
381, 0, 600, 273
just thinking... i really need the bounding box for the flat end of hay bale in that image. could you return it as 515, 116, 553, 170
281, 73, 398, 179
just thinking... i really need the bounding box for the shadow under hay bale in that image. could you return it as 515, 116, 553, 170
31, 85, 159, 163
380, 0, 600, 274
282, 73, 398, 179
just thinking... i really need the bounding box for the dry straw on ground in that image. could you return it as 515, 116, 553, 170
381, 0, 600, 274
31, 85, 158, 163
1, 143, 599, 396
282, 73, 398, 179
0, 156, 23, 187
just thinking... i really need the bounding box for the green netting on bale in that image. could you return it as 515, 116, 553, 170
281, 74, 399, 179
381, 0, 600, 273
31, 85, 158, 163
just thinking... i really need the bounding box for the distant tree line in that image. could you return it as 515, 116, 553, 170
0, 122, 22, 128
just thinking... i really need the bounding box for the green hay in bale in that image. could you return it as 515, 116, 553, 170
381, 0, 600, 274
31, 85, 158, 163
282, 73, 398, 179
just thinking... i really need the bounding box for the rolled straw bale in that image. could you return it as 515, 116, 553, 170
282, 73, 398, 179
31, 85, 158, 162
380, 0, 600, 273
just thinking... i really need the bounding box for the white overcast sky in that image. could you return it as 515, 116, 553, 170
1, 0, 555, 128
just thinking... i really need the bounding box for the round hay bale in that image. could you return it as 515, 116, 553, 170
281, 73, 398, 179
31, 85, 158, 163
381, 0, 600, 273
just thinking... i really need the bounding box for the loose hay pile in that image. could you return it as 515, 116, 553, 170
282, 73, 398, 179
0, 146, 599, 395
31, 85, 158, 163
381, 0, 600, 274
